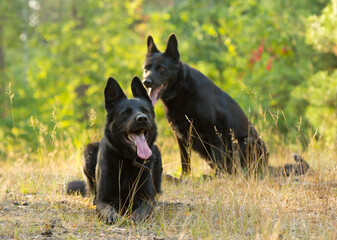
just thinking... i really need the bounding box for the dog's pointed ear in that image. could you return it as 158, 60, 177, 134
147, 35, 159, 56
131, 76, 152, 103
165, 33, 180, 62
104, 77, 127, 111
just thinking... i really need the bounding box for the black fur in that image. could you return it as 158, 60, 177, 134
142, 34, 308, 176
67, 76, 162, 224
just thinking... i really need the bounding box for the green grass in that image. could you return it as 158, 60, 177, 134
0, 131, 336, 239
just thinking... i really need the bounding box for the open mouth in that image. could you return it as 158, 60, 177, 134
147, 82, 168, 105
123, 129, 152, 159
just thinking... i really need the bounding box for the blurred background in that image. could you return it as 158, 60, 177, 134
1, 0, 336, 157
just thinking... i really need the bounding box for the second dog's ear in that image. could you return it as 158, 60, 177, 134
104, 77, 127, 111
147, 35, 159, 56
165, 33, 180, 62
131, 76, 152, 104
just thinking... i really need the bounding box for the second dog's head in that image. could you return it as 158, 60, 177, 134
142, 34, 181, 105
104, 76, 156, 160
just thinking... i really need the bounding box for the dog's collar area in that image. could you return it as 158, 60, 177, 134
104, 136, 151, 172
104, 135, 120, 152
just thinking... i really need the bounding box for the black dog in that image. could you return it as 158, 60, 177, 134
67, 76, 162, 224
142, 34, 308, 176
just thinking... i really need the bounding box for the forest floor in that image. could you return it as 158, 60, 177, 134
0, 136, 336, 239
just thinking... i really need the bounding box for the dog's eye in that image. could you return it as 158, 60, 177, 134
144, 64, 151, 70
121, 108, 132, 116
158, 66, 166, 72
141, 107, 149, 114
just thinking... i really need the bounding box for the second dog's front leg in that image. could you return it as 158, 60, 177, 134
177, 137, 191, 175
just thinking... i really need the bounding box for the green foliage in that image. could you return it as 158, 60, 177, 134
306, 0, 337, 54
303, 0, 337, 144
0, 0, 336, 155
305, 70, 337, 143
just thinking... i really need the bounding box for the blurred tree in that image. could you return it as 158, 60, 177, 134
1, 0, 335, 153
0, 0, 24, 118
307, 0, 337, 54
1, 0, 150, 150
304, 0, 337, 144
0, 0, 31, 149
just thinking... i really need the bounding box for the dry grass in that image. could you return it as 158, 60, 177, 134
0, 132, 336, 240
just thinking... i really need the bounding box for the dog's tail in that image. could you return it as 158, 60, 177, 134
66, 180, 86, 197
269, 153, 310, 177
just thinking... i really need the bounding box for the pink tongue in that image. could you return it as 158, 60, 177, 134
130, 133, 152, 159
149, 87, 161, 106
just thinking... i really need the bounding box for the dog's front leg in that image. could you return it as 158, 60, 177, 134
96, 201, 119, 225
177, 137, 191, 175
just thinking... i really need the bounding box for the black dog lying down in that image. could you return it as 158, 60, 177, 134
67, 76, 162, 224
142, 34, 309, 176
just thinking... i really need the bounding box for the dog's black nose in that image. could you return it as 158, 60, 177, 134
136, 114, 148, 123
142, 79, 152, 88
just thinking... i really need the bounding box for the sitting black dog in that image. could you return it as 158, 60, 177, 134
142, 34, 268, 175
67, 76, 162, 224
142, 34, 309, 177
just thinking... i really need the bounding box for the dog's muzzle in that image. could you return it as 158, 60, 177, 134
136, 114, 148, 123
142, 79, 152, 88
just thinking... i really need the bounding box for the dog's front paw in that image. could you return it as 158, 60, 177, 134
104, 214, 118, 225
104, 209, 119, 225
98, 205, 119, 225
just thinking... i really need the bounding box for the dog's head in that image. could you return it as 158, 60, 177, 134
142, 34, 181, 105
104, 76, 156, 160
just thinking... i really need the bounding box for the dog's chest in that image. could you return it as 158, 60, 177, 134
163, 102, 203, 140
164, 100, 188, 124
119, 166, 148, 191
